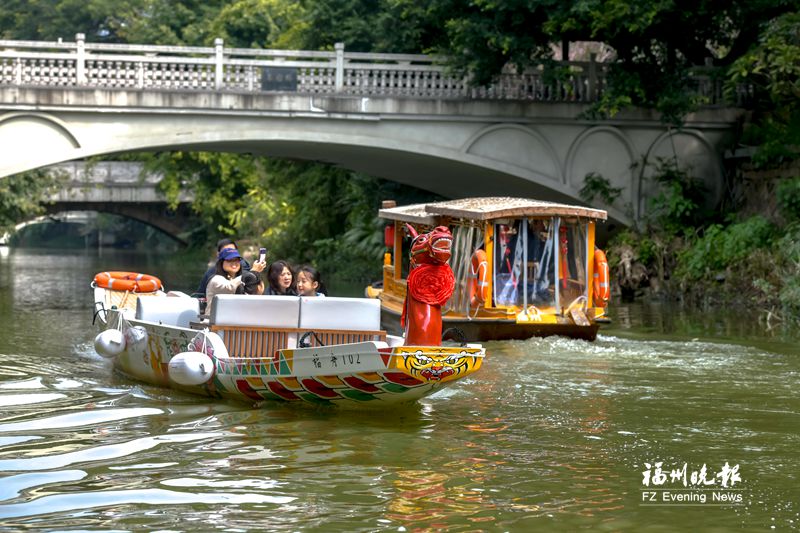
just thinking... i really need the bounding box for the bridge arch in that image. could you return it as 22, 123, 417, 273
0, 112, 81, 158
461, 124, 563, 185
43, 203, 192, 246
0, 38, 746, 229
639, 129, 724, 219
565, 125, 637, 215
59, 127, 635, 225
0, 95, 741, 230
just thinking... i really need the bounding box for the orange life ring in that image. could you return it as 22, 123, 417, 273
593, 249, 610, 305
94, 271, 162, 292
468, 249, 489, 306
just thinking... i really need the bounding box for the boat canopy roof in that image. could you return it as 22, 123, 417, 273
379, 197, 607, 223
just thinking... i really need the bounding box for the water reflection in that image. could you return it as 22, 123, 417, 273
0, 250, 796, 530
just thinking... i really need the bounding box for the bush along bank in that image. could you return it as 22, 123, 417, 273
601, 159, 800, 328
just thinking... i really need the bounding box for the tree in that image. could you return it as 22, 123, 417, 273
728, 12, 800, 165
379, 0, 798, 123
0, 0, 151, 42
209, 0, 308, 49
0, 170, 67, 235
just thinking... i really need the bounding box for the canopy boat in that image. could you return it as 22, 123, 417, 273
371, 197, 611, 342
91, 230, 485, 408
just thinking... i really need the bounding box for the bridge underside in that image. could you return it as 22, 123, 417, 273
178, 139, 583, 202
0, 88, 744, 229
44, 202, 194, 245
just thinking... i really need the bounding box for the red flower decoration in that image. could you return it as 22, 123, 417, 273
407, 264, 455, 306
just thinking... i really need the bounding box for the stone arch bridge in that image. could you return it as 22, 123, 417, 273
0, 36, 745, 229
44, 161, 195, 244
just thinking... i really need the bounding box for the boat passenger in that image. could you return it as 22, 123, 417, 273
265, 260, 297, 296
238, 270, 265, 295
205, 248, 246, 316
296, 265, 326, 297
197, 238, 265, 296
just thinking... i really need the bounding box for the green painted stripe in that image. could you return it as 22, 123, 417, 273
340, 389, 379, 402
254, 389, 284, 402
299, 392, 330, 405
379, 382, 410, 394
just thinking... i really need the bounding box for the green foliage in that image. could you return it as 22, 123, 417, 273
300, 0, 448, 53
207, 0, 308, 49
773, 224, 800, 315
676, 216, 776, 281
723, 223, 800, 320
147, 150, 440, 281
579, 172, 623, 206
645, 158, 709, 232
262, 163, 441, 280
776, 176, 800, 222
728, 13, 800, 109
0, 170, 67, 234
146, 151, 263, 234
418, 0, 795, 123
0, 0, 141, 41
727, 12, 800, 166
607, 228, 659, 266
0, 0, 306, 48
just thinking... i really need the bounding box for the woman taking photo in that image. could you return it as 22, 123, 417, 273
205, 248, 246, 315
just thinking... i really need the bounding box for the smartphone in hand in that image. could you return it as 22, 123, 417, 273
259, 247, 267, 263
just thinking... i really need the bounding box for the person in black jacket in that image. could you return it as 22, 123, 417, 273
265, 260, 297, 296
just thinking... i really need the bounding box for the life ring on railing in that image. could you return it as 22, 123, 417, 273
593, 249, 610, 305
468, 249, 489, 306
94, 271, 162, 292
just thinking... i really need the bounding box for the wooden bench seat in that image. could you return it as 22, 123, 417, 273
210, 325, 387, 358
209, 294, 386, 358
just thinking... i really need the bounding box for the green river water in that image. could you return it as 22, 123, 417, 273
0, 249, 796, 531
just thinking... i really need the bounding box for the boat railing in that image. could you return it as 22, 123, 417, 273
209, 294, 386, 357
381, 266, 407, 301
210, 325, 387, 358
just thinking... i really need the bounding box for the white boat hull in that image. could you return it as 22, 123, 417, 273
105, 310, 484, 407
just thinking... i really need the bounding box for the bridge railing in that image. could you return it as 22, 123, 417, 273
0, 34, 732, 104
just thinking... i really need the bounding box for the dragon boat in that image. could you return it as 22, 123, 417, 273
91, 228, 485, 408
369, 197, 611, 342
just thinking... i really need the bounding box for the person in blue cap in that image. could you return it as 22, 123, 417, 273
205, 248, 262, 316
197, 238, 266, 296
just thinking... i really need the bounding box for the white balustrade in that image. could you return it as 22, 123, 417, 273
3, 34, 729, 104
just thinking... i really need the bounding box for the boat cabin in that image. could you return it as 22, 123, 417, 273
377, 197, 609, 341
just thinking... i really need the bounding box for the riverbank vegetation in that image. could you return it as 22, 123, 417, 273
601, 11, 800, 326
1, 1, 798, 316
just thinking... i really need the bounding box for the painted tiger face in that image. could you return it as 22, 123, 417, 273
404, 350, 473, 382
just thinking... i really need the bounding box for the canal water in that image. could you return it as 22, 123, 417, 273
0, 249, 796, 530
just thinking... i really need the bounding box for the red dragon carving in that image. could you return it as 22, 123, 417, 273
401, 225, 455, 346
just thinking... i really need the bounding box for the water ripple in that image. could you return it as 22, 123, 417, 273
0, 407, 163, 433
0, 470, 87, 500
0, 488, 295, 519
0, 270, 796, 531
0, 393, 66, 407
0, 432, 223, 472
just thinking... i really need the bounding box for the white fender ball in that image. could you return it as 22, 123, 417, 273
125, 326, 147, 346
168, 351, 214, 386
94, 329, 126, 359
